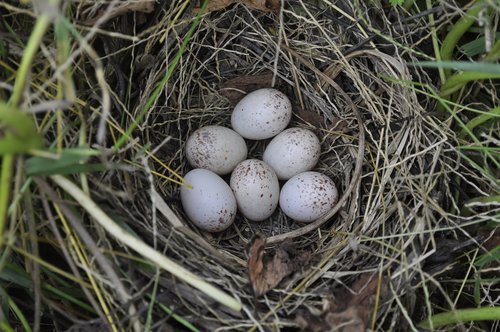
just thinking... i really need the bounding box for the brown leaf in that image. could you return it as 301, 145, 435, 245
246, 233, 303, 297
220, 72, 280, 105
194, 0, 238, 12
81, 1, 155, 25
246, 234, 266, 292
245, 0, 280, 12
294, 106, 325, 127
296, 273, 388, 332
194, 0, 280, 13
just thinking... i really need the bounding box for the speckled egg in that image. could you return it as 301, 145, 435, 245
279, 171, 338, 222
231, 88, 292, 140
230, 159, 280, 221
263, 127, 321, 180
180, 169, 237, 232
185, 126, 247, 175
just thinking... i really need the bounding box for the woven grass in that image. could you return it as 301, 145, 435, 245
1, 0, 498, 331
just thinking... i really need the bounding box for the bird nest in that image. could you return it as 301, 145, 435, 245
127, 2, 456, 330
27, 1, 478, 330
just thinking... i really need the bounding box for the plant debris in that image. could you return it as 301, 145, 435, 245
246, 233, 310, 297
194, 0, 280, 13
296, 273, 388, 332
294, 105, 326, 127
80, 0, 155, 25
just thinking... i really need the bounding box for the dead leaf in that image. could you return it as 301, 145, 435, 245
245, 0, 280, 12
246, 233, 310, 297
194, 0, 280, 13
294, 106, 325, 127
296, 273, 388, 332
81, 1, 155, 26
246, 233, 292, 297
194, 0, 238, 12
220, 72, 281, 105
326, 117, 349, 134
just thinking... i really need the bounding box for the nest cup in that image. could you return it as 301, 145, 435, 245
152, 6, 365, 250
172, 82, 363, 246
147, 1, 428, 329
152, 2, 366, 284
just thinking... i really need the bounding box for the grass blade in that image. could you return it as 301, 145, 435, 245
26, 148, 107, 176
416, 60, 500, 75
419, 306, 500, 329
50, 174, 242, 312
459, 106, 500, 138
0, 103, 43, 154
114, 0, 209, 150
440, 0, 483, 63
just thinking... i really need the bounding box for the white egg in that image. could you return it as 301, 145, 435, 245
230, 159, 280, 221
185, 125, 247, 175
279, 171, 338, 222
263, 127, 321, 180
231, 88, 292, 140
180, 169, 237, 232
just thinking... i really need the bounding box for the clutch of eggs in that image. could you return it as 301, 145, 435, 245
181, 88, 339, 231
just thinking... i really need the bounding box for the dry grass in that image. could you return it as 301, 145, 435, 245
1, 0, 498, 331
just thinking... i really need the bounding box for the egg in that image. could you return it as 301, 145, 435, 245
279, 171, 338, 222
185, 125, 247, 175
180, 169, 237, 232
230, 159, 280, 221
263, 127, 321, 180
231, 88, 292, 140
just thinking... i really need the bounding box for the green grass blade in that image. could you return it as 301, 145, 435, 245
460, 106, 500, 138
0, 320, 15, 332
50, 174, 242, 312
416, 60, 500, 75
440, 0, 483, 63
412, 61, 500, 97
0, 154, 13, 251
8, 15, 52, 107
0, 103, 43, 154
26, 148, 108, 176
419, 306, 500, 329
485, 36, 500, 61
41, 283, 96, 313
475, 245, 500, 268
461, 33, 500, 57
144, 270, 160, 332
0, 263, 33, 289
55, 16, 75, 101
147, 294, 200, 332
0, 289, 33, 332
0, 262, 96, 314
114, 0, 209, 150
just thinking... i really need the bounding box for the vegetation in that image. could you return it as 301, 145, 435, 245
0, 0, 498, 330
